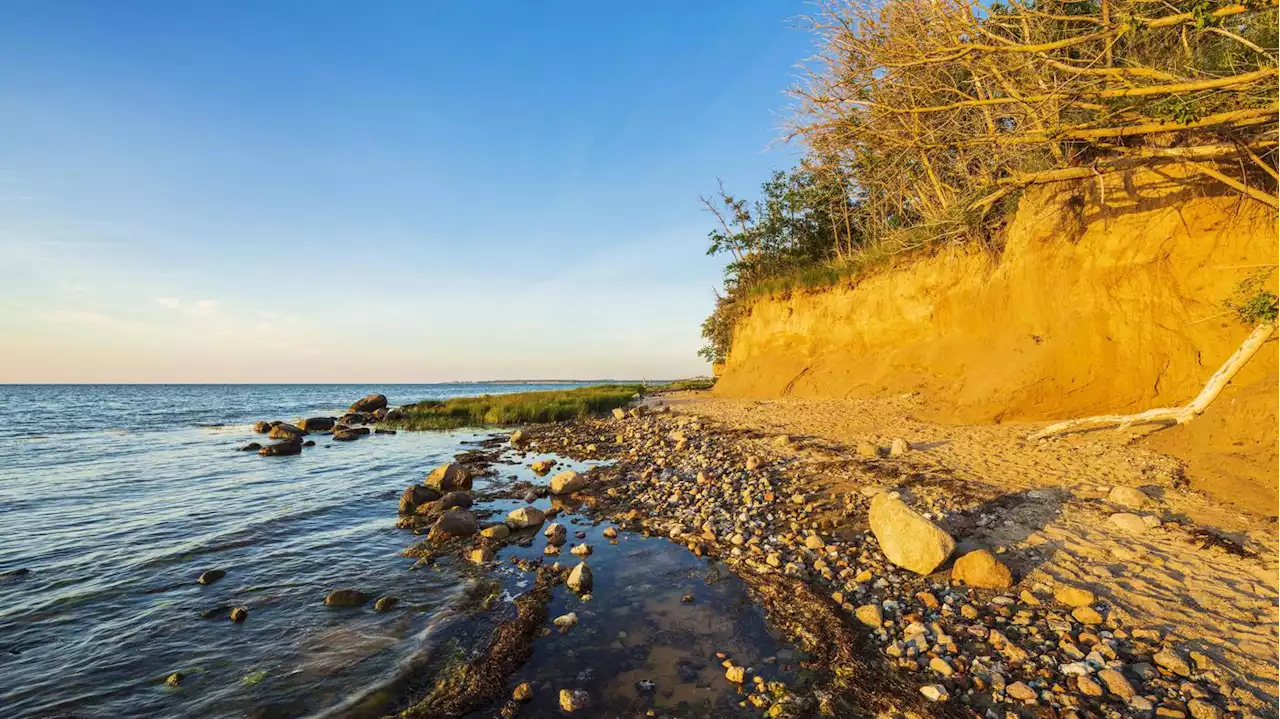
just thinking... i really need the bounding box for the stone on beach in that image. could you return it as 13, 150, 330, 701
855, 604, 883, 628
506, 506, 546, 530
348, 394, 388, 413
425, 462, 472, 492
297, 417, 335, 431
951, 549, 1013, 589
889, 437, 911, 456
530, 459, 555, 474
1054, 585, 1095, 607
510, 429, 528, 446
559, 688, 591, 712
1108, 485, 1149, 508
1109, 512, 1148, 533
868, 493, 955, 575
549, 470, 587, 495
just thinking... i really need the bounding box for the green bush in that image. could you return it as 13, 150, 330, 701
384, 384, 644, 430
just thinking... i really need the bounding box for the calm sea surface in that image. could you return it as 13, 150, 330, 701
0, 384, 596, 717
0, 384, 797, 719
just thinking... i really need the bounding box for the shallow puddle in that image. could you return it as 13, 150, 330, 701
447, 444, 803, 717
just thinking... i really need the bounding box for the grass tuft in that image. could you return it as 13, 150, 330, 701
384, 384, 644, 430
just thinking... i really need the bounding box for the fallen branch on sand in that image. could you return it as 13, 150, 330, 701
1030, 321, 1277, 440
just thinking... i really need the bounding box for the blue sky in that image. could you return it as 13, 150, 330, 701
0, 2, 811, 382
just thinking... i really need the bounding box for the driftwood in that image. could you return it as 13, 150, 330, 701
1030, 321, 1277, 440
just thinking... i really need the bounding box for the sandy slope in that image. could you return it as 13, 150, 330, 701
663, 391, 1279, 715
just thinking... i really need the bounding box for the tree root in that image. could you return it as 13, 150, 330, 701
1030, 321, 1277, 440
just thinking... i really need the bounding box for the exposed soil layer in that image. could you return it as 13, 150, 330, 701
713, 172, 1278, 513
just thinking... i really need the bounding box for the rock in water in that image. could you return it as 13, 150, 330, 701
481, 524, 511, 539
268, 423, 306, 439
868, 494, 955, 575
512, 682, 533, 702
197, 569, 226, 585
252, 421, 273, 434
549, 470, 586, 495
510, 429, 528, 446
165, 672, 185, 687
559, 688, 590, 712
530, 459, 555, 475
553, 612, 578, 631
544, 522, 567, 546
238, 442, 262, 452
398, 485, 443, 514
430, 509, 478, 540
951, 549, 1013, 589
373, 596, 399, 612
567, 562, 592, 593
324, 589, 370, 607
259, 439, 302, 456
333, 427, 370, 441
348, 394, 388, 413
506, 506, 546, 530
298, 417, 335, 431
1107, 486, 1149, 509
438, 491, 473, 510
229, 607, 248, 623
425, 462, 472, 492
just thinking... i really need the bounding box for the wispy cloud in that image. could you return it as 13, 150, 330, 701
155, 297, 222, 317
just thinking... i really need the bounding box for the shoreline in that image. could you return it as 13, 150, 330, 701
387, 389, 1277, 717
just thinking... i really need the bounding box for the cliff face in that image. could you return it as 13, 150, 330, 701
715, 171, 1277, 510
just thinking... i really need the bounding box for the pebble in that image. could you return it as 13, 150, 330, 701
920, 684, 949, 702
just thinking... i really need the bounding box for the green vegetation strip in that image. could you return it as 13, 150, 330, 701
385, 384, 644, 430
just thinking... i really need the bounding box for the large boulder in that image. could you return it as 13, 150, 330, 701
252, 421, 273, 434
399, 485, 443, 514
339, 412, 370, 426
268, 423, 306, 439
349, 394, 388, 413
868, 494, 955, 575
951, 549, 1013, 589
259, 439, 302, 456
429, 509, 478, 540
506, 506, 546, 530
425, 463, 472, 492
298, 417, 335, 431
549, 470, 587, 495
